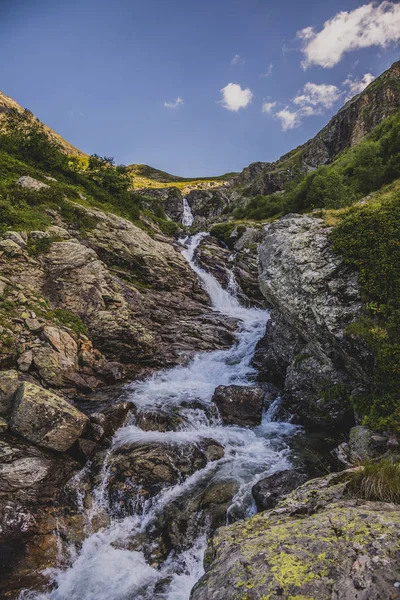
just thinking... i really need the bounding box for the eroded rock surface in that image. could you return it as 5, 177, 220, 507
256, 214, 371, 428
191, 471, 400, 600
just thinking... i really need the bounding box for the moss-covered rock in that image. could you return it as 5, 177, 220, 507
10, 382, 88, 452
192, 471, 400, 600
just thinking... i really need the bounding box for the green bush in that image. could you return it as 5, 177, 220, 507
234, 193, 284, 220
209, 222, 236, 245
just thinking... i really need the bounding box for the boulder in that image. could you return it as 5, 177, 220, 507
212, 385, 264, 426
10, 382, 88, 452
17, 176, 49, 190
252, 469, 309, 512
191, 471, 400, 600
106, 438, 224, 513
0, 369, 19, 415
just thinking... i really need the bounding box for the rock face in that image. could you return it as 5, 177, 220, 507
236, 61, 400, 197
10, 382, 88, 451
252, 469, 309, 512
0, 203, 237, 397
195, 228, 265, 306
186, 188, 231, 230
135, 187, 185, 222
255, 214, 371, 429
191, 471, 400, 600
212, 385, 264, 427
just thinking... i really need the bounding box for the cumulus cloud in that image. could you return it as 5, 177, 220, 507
276, 109, 302, 131
343, 73, 376, 100
220, 83, 253, 111
293, 82, 341, 110
261, 101, 277, 114
298, 1, 400, 69
274, 81, 342, 130
231, 54, 245, 65
164, 97, 184, 109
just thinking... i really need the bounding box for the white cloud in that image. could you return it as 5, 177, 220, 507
275, 82, 341, 130
276, 108, 302, 131
298, 1, 400, 69
261, 63, 274, 77
231, 54, 245, 65
261, 101, 277, 114
293, 82, 341, 110
343, 72, 376, 100
164, 97, 184, 109
220, 83, 253, 111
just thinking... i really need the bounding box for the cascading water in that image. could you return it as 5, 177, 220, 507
20, 233, 300, 600
181, 198, 194, 227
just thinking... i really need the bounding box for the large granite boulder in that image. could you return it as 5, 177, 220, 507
10, 382, 88, 452
212, 385, 264, 427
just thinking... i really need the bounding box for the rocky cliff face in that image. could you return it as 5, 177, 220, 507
236, 60, 400, 196
254, 214, 372, 429
0, 200, 236, 398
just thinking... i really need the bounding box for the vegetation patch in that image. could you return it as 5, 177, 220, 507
349, 459, 400, 503
331, 184, 400, 432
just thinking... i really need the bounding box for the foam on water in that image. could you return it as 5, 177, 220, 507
20, 232, 300, 600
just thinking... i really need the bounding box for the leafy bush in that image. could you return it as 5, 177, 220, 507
209, 223, 236, 245
349, 459, 400, 503
234, 193, 284, 220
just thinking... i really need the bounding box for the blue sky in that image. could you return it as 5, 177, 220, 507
1, 0, 399, 176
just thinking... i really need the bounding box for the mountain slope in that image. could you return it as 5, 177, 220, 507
236, 60, 400, 196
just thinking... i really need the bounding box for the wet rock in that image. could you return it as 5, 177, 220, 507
252, 469, 309, 512
161, 477, 240, 555
10, 382, 88, 452
0, 369, 18, 415
107, 438, 224, 513
191, 470, 400, 600
212, 385, 264, 427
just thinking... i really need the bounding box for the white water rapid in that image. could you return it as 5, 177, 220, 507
20, 233, 300, 600
181, 198, 194, 227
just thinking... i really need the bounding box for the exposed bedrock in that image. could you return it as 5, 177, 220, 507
255, 214, 373, 429
191, 471, 400, 600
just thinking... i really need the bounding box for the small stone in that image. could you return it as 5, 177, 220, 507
0, 416, 9, 432
388, 435, 399, 448
25, 318, 43, 333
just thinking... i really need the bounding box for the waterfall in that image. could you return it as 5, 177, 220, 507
20, 233, 300, 600
181, 198, 194, 227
